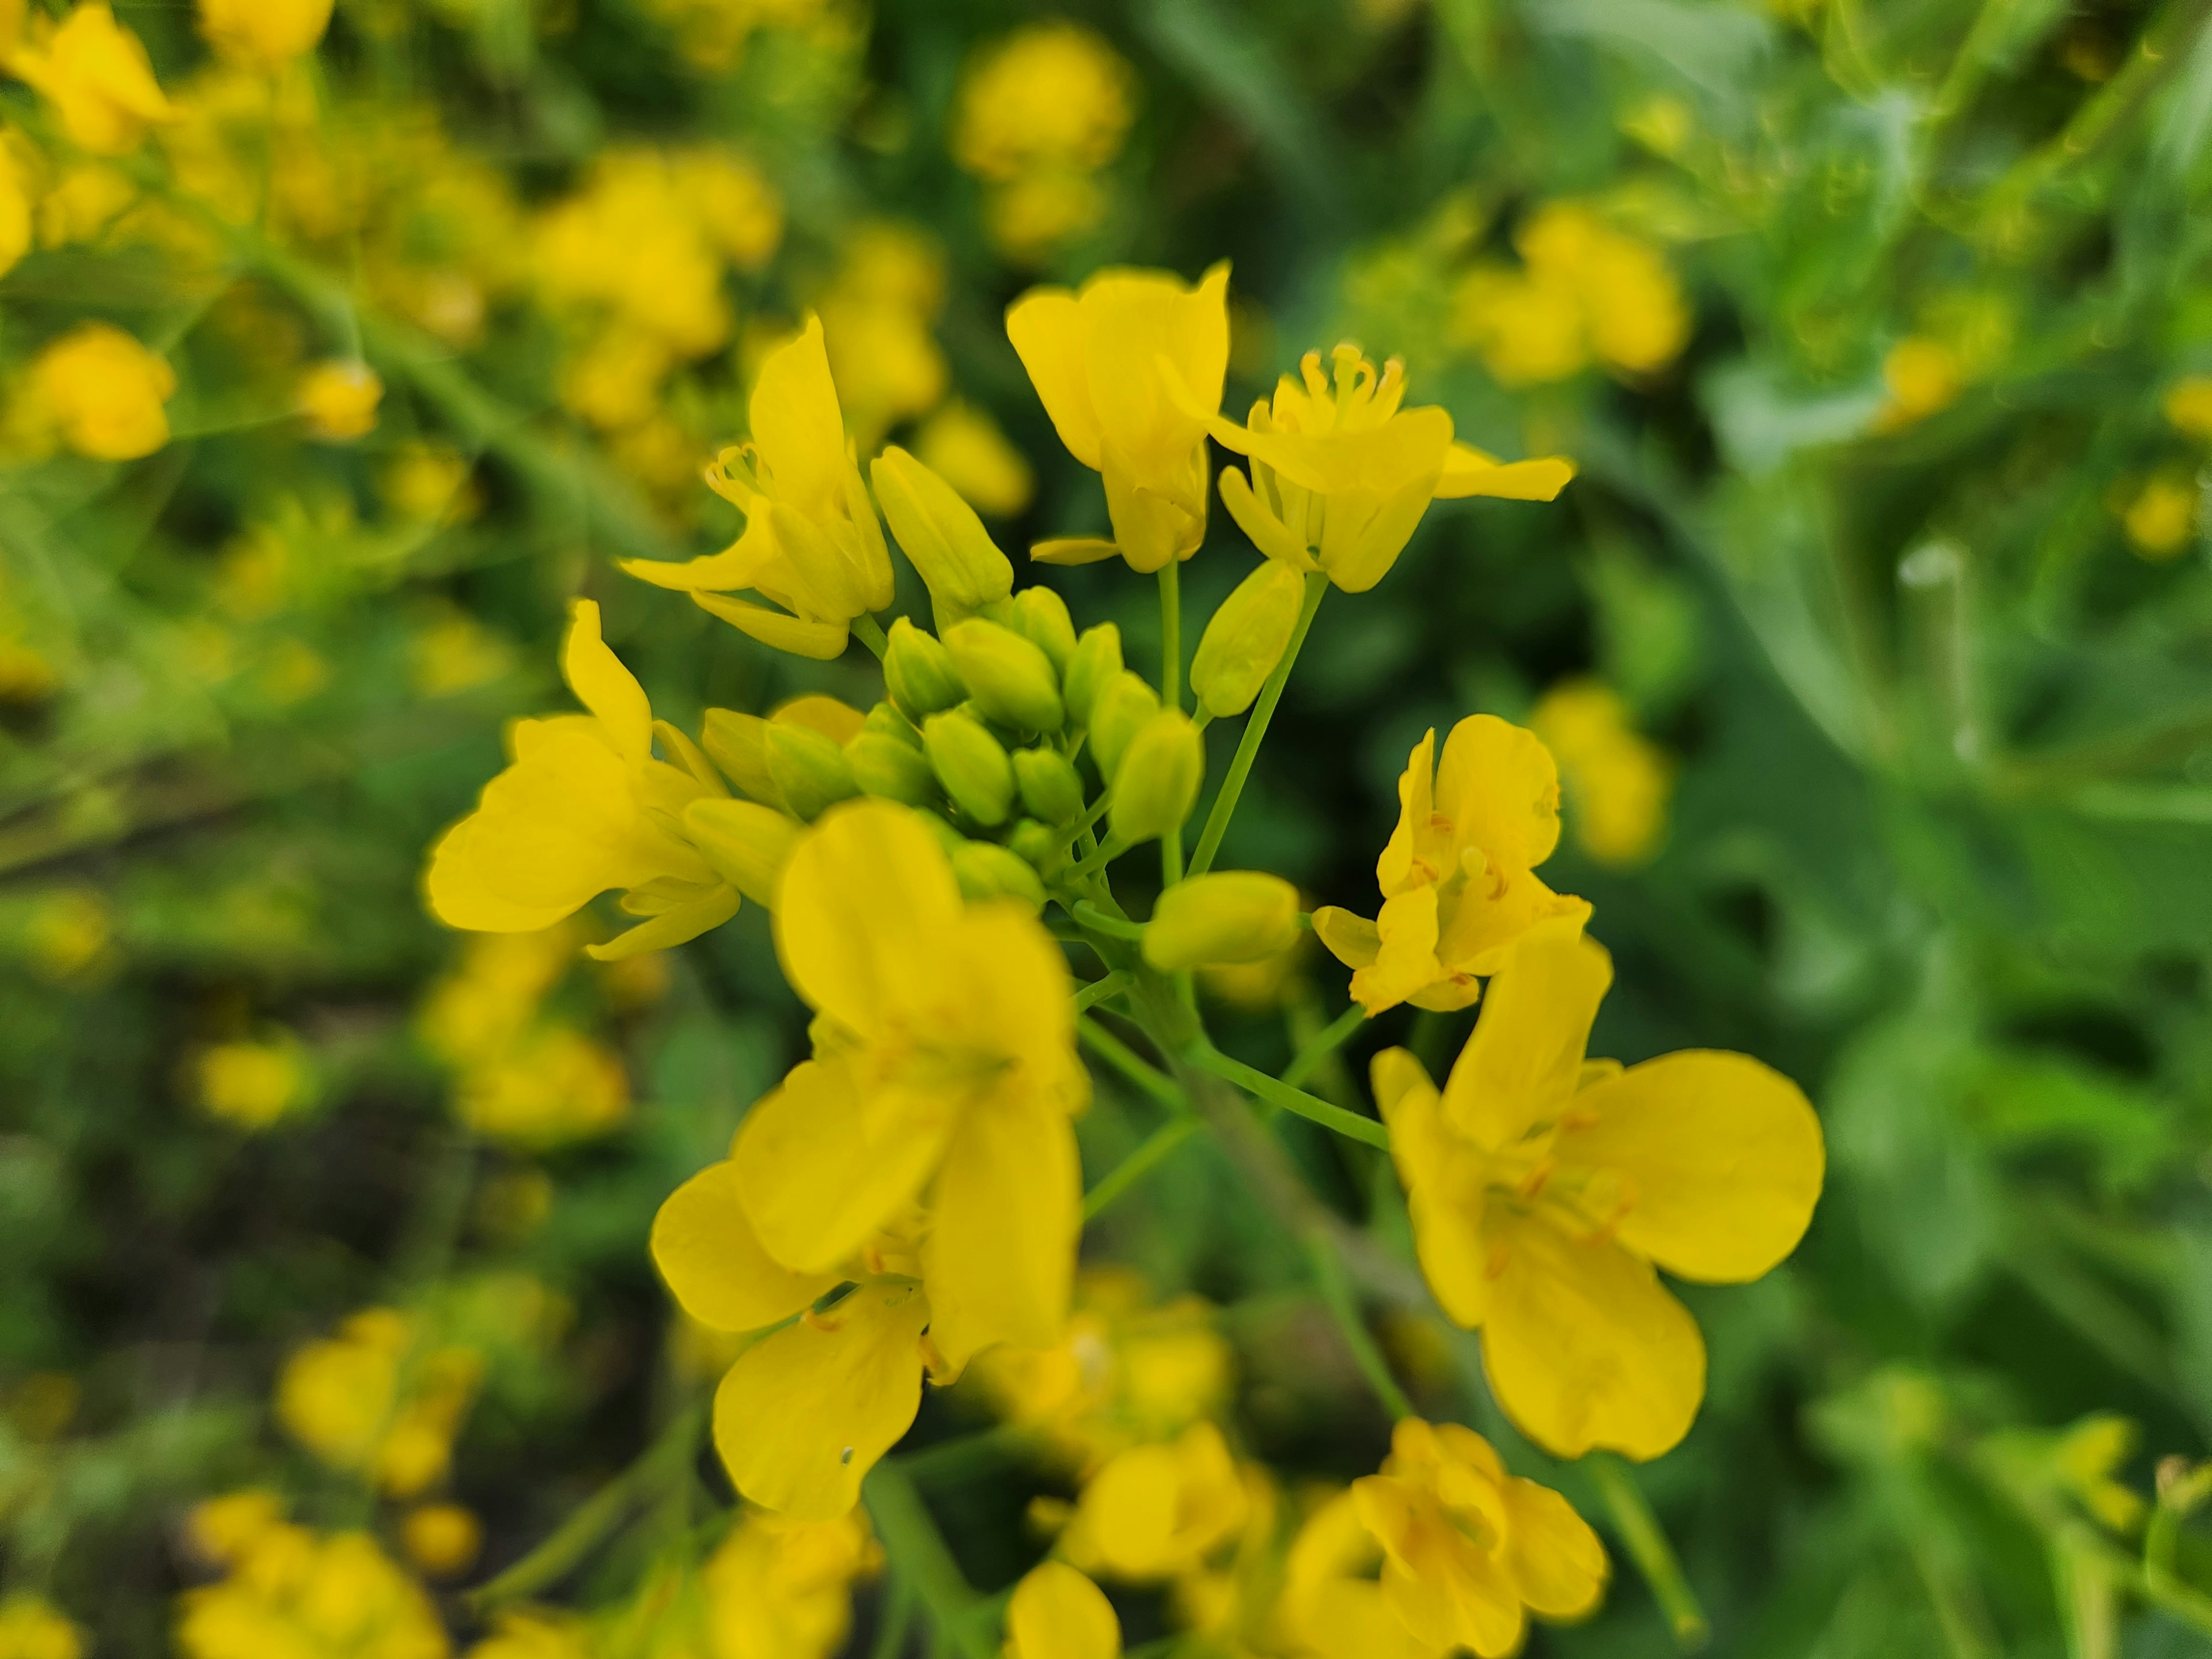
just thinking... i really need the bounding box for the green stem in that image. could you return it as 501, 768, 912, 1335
1586, 1453, 1710, 1650
1308, 1231, 1415, 1420
895, 1423, 1032, 1486
852, 613, 889, 659
1073, 970, 1135, 1014
1078, 1017, 1188, 1110
1062, 836, 1130, 884
1188, 573, 1325, 877
1189, 1045, 1390, 1150
868, 1575, 915, 1659
1282, 1003, 1368, 1090
1159, 561, 1183, 713
1070, 902, 1144, 941
1085, 1116, 1204, 1220
861, 1461, 991, 1659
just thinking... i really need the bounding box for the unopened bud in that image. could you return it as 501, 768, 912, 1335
1142, 872, 1301, 970
923, 710, 1016, 827
1190, 560, 1305, 718
883, 617, 967, 721
1013, 747, 1085, 825
764, 724, 859, 821
683, 799, 802, 906
1007, 817, 1065, 877
871, 447, 1014, 628
951, 840, 1047, 912
701, 709, 782, 806
846, 732, 938, 805
1109, 709, 1205, 844
863, 700, 923, 749
1088, 671, 1160, 784
1010, 586, 1077, 675
1062, 623, 1123, 728
944, 619, 1064, 733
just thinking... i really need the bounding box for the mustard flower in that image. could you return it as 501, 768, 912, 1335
0, 141, 31, 281
1373, 920, 1825, 1459
1451, 204, 1688, 387
620, 317, 894, 658
32, 323, 174, 460
2163, 375, 2212, 441
195, 1033, 312, 1130
0, 1596, 82, 1659
1274, 1489, 1444, 1659
1200, 345, 1574, 593
175, 1516, 448, 1659
198, 0, 333, 68
914, 399, 1035, 517
1060, 1422, 1252, 1581
953, 24, 1134, 184
454, 1024, 629, 1146
400, 1504, 481, 1578
700, 1506, 877, 1659
1313, 716, 1589, 1016
424, 600, 739, 960
7, 5, 172, 156
275, 1308, 483, 1497
1351, 1419, 1606, 1657
297, 359, 382, 441
2121, 472, 2199, 560
1009, 263, 1230, 572
1875, 335, 1962, 431
1528, 679, 1673, 868
1006, 1562, 1122, 1659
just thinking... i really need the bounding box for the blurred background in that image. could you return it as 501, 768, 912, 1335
5, 0, 2212, 1653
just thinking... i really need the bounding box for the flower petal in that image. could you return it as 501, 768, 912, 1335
692, 592, 853, 660
1031, 535, 1125, 566
651, 1160, 838, 1332
749, 315, 848, 515
1433, 714, 1562, 874
1441, 918, 1609, 1150
424, 816, 578, 933
1373, 1050, 1493, 1329
923, 1099, 1080, 1372
562, 600, 651, 765
1007, 287, 1104, 471
1007, 1563, 1120, 1659
586, 882, 740, 959
1501, 1476, 1608, 1620
1311, 905, 1380, 969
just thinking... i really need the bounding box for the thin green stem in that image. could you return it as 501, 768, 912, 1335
1190, 1045, 1390, 1150
1078, 1017, 1188, 1110
1062, 836, 1130, 884
862, 1461, 991, 1659
1159, 561, 1182, 713
1282, 1003, 1368, 1090
1070, 902, 1144, 941
1050, 791, 1114, 857
1073, 970, 1136, 1014
852, 613, 890, 659
1308, 1231, 1414, 1420
1587, 1454, 1710, 1650
868, 1575, 915, 1659
1188, 573, 1325, 877
1085, 1117, 1203, 1220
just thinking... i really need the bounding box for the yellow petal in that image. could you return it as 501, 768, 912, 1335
585, 882, 740, 959
1480, 1211, 1705, 1460
618, 541, 757, 593
1433, 715, 1562, 874
1558, 1051, 1824, 1283
1354, 885, 1446, 1016
772, 694, 869, 745
922, 1099, 1080, 1373
711, 1278, 929, 1519
562, 600, 651, 765
1377, 729, 1438, 897
1082, 263, 1229, 478
1218, 464, 1319, 570
1078, 1442, 1181, 1576
1007, 286, 1104, 471
1434, 445, 1576, 501
1373, 1051, 1493, 1329
1007, 1562, 1121, 1659
692, 592, 853, 660
1440, 918, 1609, 1150
1031, 535, 1124, 566
651, 1160, 838, 1331
424, 816, 577, 933
750, 314, 848, 514
1310, 906, 1380, 970
1500, 1476, 1608, 1620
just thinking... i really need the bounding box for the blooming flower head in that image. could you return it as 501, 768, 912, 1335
1059, 1421, 1253, 1581
1528, 680, 1673, 868
1009, 263, 1230, 572
32, 323, 175, 460
453, 1024, 629, 1146
1351, 1419, 1606, 1657
619, 316, 894, 658
700, 1505, 878, 1659
1202, 344, 1574, 594
8, 5, 174, 156
297, 359, 382, 441
175, 1507, 448, 1659
275, 1308, 483, 1497
1314, 716, 1589, 1016
1373, 919, 1825, 1459
424, 600, 738, 960
1274, 1488, 1446, 1659
1451, 203, 1688, 387
953, 22, 1134, 262
198, 0, 334, 68
195, 1033, 312, 1130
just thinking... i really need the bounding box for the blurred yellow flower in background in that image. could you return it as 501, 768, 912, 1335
1529, 680, 1672, 867
0, 1596, 82, 1659
276, 1308, 484, 1497
194, 1033, 313, 1130
1876, 335, 1963, 431
1452, 203, 1688, 387
2120, 471, 2199, 560
31, 323, 173, 459
1060, 1422, 1253, 1581
953, 22, 1133, 262
1005, 1562, 1122, 1659
8, 4, 173, 156
400, 1504, 482, 1579
198, 0, 333, 69
456, 1024, 629, 1146
176, 1510, 449, 1659
2162, 374, 2212, 440
913, 399, 1033, 518
298, 359, 382, 441
700, 1506, 877, 1659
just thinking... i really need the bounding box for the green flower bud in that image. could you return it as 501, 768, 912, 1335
883, 617, 967, 722
950, 839, 1047, 912
923, 710, 1016, 827
863, 700, 924, 749
1007, 817, 1064, 876
1190, 560, 1306, 718
682, 798, 801, 907
1062, 623, 1123, 728
846, 731, 938, 805
764, 723, 859, 821
1011, 586, 1077, 675
701, 709, 782, 807
1013, 747, 1085, 824
1142, 872, 1301, 970
870, 446, 1015, 629
1088, 671, 1160, 784
944, 618, 1065, 733
1109, 709, 1205, 845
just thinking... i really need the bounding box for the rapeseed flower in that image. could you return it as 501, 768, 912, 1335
275, 1308, 483, 1497
700, 1506, 877, 1659
2163, 375, 2212, 440
8, 5, 173, 157
914, 399, 1034, 517
175, 1510, 448, 1659
2120, 472, 2198, 560
953, 22, 1133, 262
194, 1033, 312, 1130
1274, 1488, 1443, 1659
1006, 1562, 1122, 1659
1875, 335, 1963, 431
620, 317, 894, 658
454, 1024, 629, 1146
1528, 680, 1672, 867
0, 1596, 81, 1659
31, 323, 173, 460
1313, 716, 1589, 1015
1451, 203, 1687, 386
1009, 264, 1230, 572
1372, 920, 1824, 1459
1199, 344, 1573, 593
1351, 1419, 1605, 1656
1059, 1422, 1253, 1581
298, 359, 382, 440
817, 224, 948, 448
425, 600, 739, 959
198, 0, 333, 67
400, 1504, 481, 1578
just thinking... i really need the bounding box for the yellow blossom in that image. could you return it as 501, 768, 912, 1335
619, 317, 895, 658
384, 444, 479, 525
1199, 344, 1574, 594
401, 1504, 482, 1578
1274, 1488, 1445, 1659
953, 24, 1134, 184
455, 1024, 630, 1146
176, 1516, 449, 1659
410, 608, 515, 698
1528, 680, 1672, 867
198, 0, 333, 67
914, 399, 1035, 517
275, 1308, 484, 1497
32, 322, 174, 460
0, 1596, 82, 1659
1451, 203, 1688, 385
464, 1612, 589, 1659
2121, 472, 2198, 560
984, 171, 1111, 263
1351, 1419, 1606, 1656
700, 1507, 877, 1659
2162, 375, 2212, 441
1313, 716, 1590, 1016
418, 929, 575, 1066
298, 359, 382, 441
1006, 1562, 1122, 1659
1060, 1422, 1252, 1581
425, 599, 740, 959
185, 1490, 288, 1566
9, 5, 174, 157
195, 1033, 312, 1130
1371, 920, 1824, 1459
1876, 335, 1962, 430
1009, 263, 1230, 573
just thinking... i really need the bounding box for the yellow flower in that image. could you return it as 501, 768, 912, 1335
424, 599, 740, 960
185, 1490, 287, 1566
983, 170, 1111, 263
1060, 1422, 1252, 1581
620, 317, 894, 659
1450, 203, 1688, 386
1202, 344, 1574, 594
400, 1504, 482, 1578
0, 139, 32, 280
409, 607, 515, 698
455, 1024, 630, 1146
195, 1034, 312, 1130
1274, 1489, 1445, 1659
2053, 1414, 2147, 1534
1371, 920, 1824, 1459
701, 1507, 877, 1659
275, 1308, 484, 1497
1351, 1419, 1606, 1657
418, 928, 574, 1067
198, 0, 333, 67
1313, 716, 1590, 1016
464, 1611, 589, 1659
1008, 263, 1230, 573
0, 1596, 82, 1659
32, 322, 174, 459
2121, 472, 2198, 560
1449, 267, 1587, 388
8, 5, 174, 157
914, 399, 1035, 518
298, 359, 382, 441
953, 23, 1134, 184
1876, 335, 1962, 430
2162, 375, 2212, 441
176, 1518, 449, 1659
1006, 1562, 1122, 1659
817, 224, 948, 448
1528, 680, 1672, 867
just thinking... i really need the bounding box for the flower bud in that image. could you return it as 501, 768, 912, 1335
1190, 560, 1305, 718
1008, 817, 1065, 877
682, 799, 801, 906
1088, 671, 1160, 784
1062, 623, 1123, 728
871, 446, 1015, 628
1109, 710, 1205, 844
951, 840, 1047, 912
944, 619, 1065, 733
863, 700, 924, 749
1142, 872, 1301, 970
883, 617, 967, 722
1013, 747, 1085, 825
764, 724, 859, 821
702, 709, 782, 806
1011, 586, 1077, 675
923, 710, 1017, 827
846, 731, 938, 805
